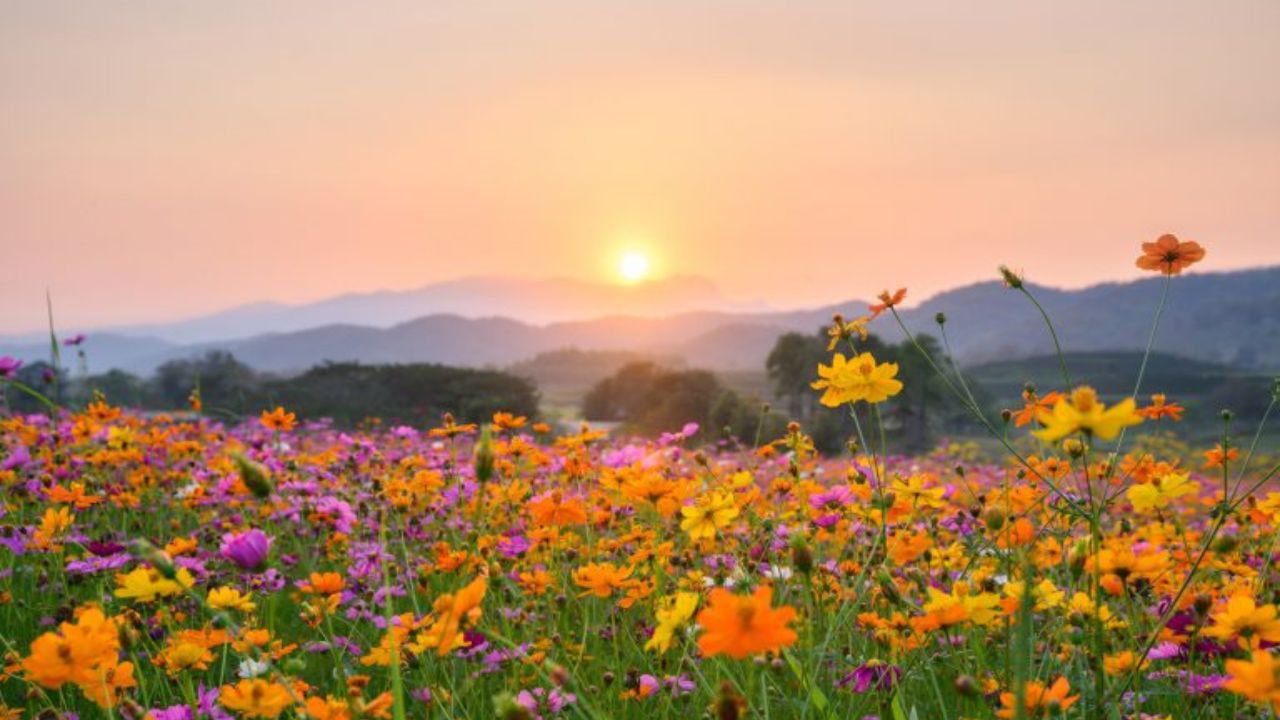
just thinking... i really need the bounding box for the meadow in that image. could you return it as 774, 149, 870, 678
5, 235, 1280, 720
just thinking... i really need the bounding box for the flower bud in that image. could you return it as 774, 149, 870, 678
999, 265, 1024, 288
954, 674, 980, 698
232, 453, 272, 499
790, 536, 814, 575
474, 427, 495, 484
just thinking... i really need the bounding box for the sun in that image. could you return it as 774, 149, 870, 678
617, 250, 652, 284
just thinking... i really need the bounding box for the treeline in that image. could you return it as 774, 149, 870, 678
6, 352, 539, 426
581, 329, 986, 454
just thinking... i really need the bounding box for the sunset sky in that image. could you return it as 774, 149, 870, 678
3, 1, 1279, 333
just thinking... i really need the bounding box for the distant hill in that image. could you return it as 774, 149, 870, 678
1, 275, 748, 344
2, 266, 1276, 375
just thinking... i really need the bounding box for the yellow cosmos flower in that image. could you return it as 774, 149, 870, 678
114, 567, 195, 603
207, 586, 257, 613
812, 352, 903, 407
645, 591, 699, 654
680, 491, 739, 541
1127, 472, 1199, 513
1032, 386, 1142, 442
1206, 595, 1280, 649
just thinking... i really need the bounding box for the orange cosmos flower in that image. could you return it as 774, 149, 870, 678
260, 406, 296, 432
573, 562, 633, 598
219, 679, 296, 718
528, 491, 589, 527
1008, 389, 1062, 428
1224, 650, 1280, 712
1136, 233, 1205, 275
695, 585, 798, 659
490, 412, 527, 432
868, 288, 907, 319
1139, 393, 1184, 421
996, 677, 1079, 718
1203, 443, 1239, 469
423, 576, 487, 655
300, 571, 346, 596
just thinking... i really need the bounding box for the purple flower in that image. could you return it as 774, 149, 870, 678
219, 529, 272, 571
0, 356, 22, 380
147, 706, 192, 720
837, 660, 902, 693
809, 485, 855, 511
63, 334, 87, 347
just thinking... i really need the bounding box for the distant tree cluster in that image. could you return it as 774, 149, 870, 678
6, 351, 539, 427
581, 361, 787, 444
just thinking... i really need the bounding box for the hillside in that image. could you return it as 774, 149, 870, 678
2, 266, 1276, 375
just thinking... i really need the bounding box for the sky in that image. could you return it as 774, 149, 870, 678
3, 1, 1279, 333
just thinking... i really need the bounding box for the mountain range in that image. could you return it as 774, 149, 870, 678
1, 267, 1277, 375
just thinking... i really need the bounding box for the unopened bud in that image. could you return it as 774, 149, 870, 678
998, 265, 1024, 289
474, 427, 495, 484
790, 536, 814, 575
232, 453, 272, 499
954, 674, 980, 698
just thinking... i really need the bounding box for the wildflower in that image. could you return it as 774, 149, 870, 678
299, 571, 346, 596
21, 607, 119, 689
679, 492, 739, 541
812, 352, 903, 407
1223, 650, 1280, 712
645, 592, 699, 654
1127, 471, 1199, 513
219, 679, 295, 718
1140, 393, 1184, 421
695, 585, 797, 659
1136, 233, 1206, 275
260, 407, 296, 432
1203, 443, 1239, 469
114, 566, 196, 602
0, 356, 22, 379
1206, 595, 1280, 649
825, 314, 870, 350
572, 563, 633, 599
528, 491, 589, 526
996, 677, 1079, 718
491, 412, 527, 432
836, 659, 902, 693
221, 529, 273, 571
1010, 389, 1062, 428
1103, 651, 1148, 676
1032, 386, 1142, 442
868, 288, 906, 319
421, 576, 487, 655
208, 586, 257, 613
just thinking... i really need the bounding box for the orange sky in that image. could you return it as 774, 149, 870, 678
3, 1, 1279, 332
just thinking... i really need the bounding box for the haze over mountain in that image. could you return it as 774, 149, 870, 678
2, 275, 749, 344
1, 267, 1277, 376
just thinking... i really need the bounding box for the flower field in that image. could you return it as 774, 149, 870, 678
4, 237, 1280, 719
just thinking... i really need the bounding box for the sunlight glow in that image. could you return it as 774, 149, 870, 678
617, 250, 652, 284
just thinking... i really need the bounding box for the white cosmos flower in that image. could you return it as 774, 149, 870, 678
237, 658, 270, 678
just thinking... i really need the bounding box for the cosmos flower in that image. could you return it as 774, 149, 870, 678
1136, 233, 1205, 275
1032, 386, 1142, 442
695, 585, 797, 659
218, 679, 295, 718
812, 352, 903, 407
220, 529, 272, 571
996, 677, 1079, 718
0, 356, 22, 379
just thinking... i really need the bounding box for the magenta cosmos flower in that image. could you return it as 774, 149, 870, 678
0, 356, 22, 380
220, 529, 272, 571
